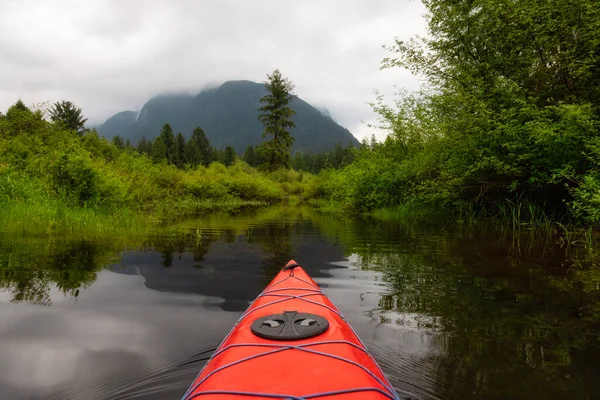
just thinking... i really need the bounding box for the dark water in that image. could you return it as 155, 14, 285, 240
1, 206, 599, 400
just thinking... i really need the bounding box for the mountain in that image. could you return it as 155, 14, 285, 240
97, 111, 138, 137
96, 80, 359, 153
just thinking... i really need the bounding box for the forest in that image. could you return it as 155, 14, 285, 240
1, 0, 600, 230
322, 0, 600, 226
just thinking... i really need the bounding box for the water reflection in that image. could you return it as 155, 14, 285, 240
0, 238, 120, 306
337, 222, 600, 400
0, 207, 599, 399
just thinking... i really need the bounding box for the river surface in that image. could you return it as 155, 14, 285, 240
1, 206, 599, 400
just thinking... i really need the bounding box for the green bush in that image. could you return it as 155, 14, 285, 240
0, 99, 324, 229
50, 148, 101, 206
569, 175, 600, 227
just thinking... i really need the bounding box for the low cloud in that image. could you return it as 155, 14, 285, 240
0, 0, 427, 140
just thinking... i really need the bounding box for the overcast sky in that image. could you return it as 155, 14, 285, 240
0, 0, 427, 140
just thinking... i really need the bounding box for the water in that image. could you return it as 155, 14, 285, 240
1, 206, 599, 400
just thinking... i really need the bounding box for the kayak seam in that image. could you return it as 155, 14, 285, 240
185, 342, 398, 399
240, 292, 344, 320
211, 340, 370, 360
186, 386, 398, 399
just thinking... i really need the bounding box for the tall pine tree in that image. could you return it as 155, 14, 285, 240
191, 127, 212, 166
223, 146, 236, 166
174, 132, 186, 168
257, 69, 296, 171
159, 124, 175, 164
185, 138, 202, 167
151, 136, 167, 163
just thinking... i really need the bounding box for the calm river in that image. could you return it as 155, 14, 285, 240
1, 206, 599, 399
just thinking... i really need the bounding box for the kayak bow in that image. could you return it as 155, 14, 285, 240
183, 260, 400, 399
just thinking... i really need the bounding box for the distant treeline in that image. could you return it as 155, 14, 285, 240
113, 126, 238, 168
113, 124, 356, 174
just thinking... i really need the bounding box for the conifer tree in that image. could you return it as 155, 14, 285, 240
49, 100, 88, 135
159, 124, 175, 164
174, 132, 186, 168
223, 146, 236, 166
258, 69, 296, 171
191, 127, 212, 166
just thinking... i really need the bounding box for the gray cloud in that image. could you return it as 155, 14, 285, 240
0, 0, 426, 140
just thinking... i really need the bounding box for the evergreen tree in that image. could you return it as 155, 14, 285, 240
174, 132, 186, 168
137, 135, 151, 154
213, 148, 224, 164
191, 127, 212, 166
184, 138, 202, 167
223, 146, 236, 166
258, 69, 296, 171
4, 100, 44, 135
48, 100, 88, 135
112, 135, 125, 149
151, 136, 167, 163
11, 100, 30, 113
243, 145, 257, 166
291, 151, 308, 172
159, 124, 175, 164
255, 144, 269, 167
125, 139, 132, 149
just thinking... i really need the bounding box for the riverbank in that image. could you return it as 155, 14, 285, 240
0, 103, 322, 237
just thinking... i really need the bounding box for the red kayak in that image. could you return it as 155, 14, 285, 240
182, 260, 399, 399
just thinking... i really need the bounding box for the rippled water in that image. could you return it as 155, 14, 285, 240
1, 206, 599, 399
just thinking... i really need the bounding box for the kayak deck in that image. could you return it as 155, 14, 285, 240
183, 261, 399, 399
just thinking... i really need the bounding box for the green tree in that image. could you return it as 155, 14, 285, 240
2, 100, 44, 136
258, 69, 296, 171
112, 135, 125, 149
223, 145, 236, 166
184, 137, 202, 167
137, 135, 151, 155
159, 124, 175, 164
190, 127, 212, 166
357, 0, 600, 218
174, 132, 186, 168
48, 101, 88, 135
151, 136, 167, 163
243, 145, 256, 166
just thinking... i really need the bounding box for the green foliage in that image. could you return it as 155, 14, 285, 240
222, 145, 236, 166
569, 175, 600, 226
137, 135, 151, 155
291, 143, 356, 173
323, 0, 600, 226
258, 69, 296, 171
50, 148, 100, 205
48, 101, 88, 135
190, 127, 213, 167
0, 99, 322, 232
112, 135, 125, 149
184, 137, 202, 167
174, 132, 186, 168
2, 100, 45, 136
243, 145, 256, 166
159, 123, 175, 164
151, 135, 167, 163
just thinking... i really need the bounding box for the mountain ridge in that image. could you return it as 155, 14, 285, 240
96, 80, 359, 153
